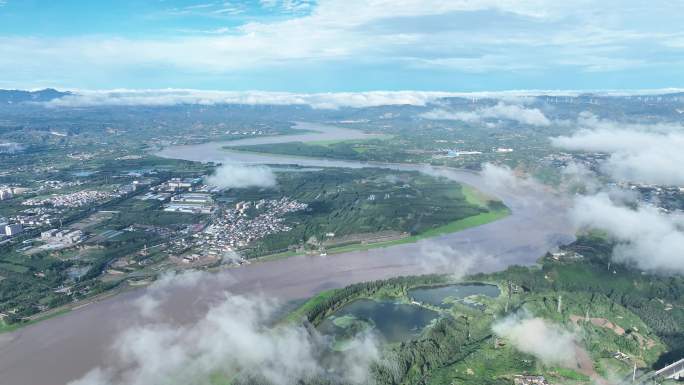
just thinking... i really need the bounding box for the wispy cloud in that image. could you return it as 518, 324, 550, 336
42, 89, 472, 109
260, 0, 314, 14
571, 193, 684, 274
555, 113, 684, 274
163, 1, 246, 17
69, 271, 382, 385
41, 88, 684, 109
1, 0, 683, 88
493, 312, 585, 368
552, 113, 684, 185
175, 27, 231, 35
205, 163, 278, 189
421, 102, 551, 127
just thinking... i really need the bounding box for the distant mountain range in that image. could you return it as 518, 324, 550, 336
0, 88, 71, 104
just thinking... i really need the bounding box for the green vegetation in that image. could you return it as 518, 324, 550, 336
0, 150, 510, 326
230, 137, 403, 162
0, 163, 507, 325
318, 205, 509, 255
0, 308, 70, 333
287, 235, 683, 385
305, 183, 510, 255
414, 205, 509, 238
284, 289, 338, 323
228, 168, 501, 258
0, 154, 212, 323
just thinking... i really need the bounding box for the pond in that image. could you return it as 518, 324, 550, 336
408, 283, 500, 309
318, 299, 439, 348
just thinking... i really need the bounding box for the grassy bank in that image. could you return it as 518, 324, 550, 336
255, 205, 510, 261
0, 308, 71, 334
324, 206, 510, 255
255, 193, 510, 261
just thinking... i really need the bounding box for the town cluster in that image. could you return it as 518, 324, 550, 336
195, 198, 308, 254
22, 189, 116, 208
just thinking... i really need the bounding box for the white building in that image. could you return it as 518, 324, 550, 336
171, 193, 213, 204
0, 190, 13, 200
4, 224, 23, 236
41, 229, 83, 244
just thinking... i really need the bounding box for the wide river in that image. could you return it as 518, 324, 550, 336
0, 122, 574, 385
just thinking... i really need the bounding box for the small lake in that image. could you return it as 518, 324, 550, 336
0, 121, 575, 385
318, 299, 439, 346
408, 284, 500, 309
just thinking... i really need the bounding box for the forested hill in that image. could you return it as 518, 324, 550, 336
0, 88, 70, 104
485, 234, 684, 368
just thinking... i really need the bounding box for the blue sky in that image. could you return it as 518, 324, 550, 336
0, 0, 683, 91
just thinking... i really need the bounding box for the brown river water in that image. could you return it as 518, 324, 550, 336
0, 122, 574, 385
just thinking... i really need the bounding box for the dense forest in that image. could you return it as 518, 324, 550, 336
225, 168, 488, 257
279, 235, 684, 385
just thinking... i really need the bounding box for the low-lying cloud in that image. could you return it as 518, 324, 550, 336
417, 242, 502, 279
552, 112, 684, 186
572, 193, 684, 274
40, 89, 684, 110
69, 272, 381, 385
135, 271, 208, 318
421, 102, 551, 127
205, 163, 277, 189
560, 161, 602, 194
44, 89, 465, 109
480, 163, 545, 193
492, 313, 581, 368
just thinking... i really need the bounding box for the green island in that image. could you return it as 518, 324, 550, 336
228, 138, 407, 163
281, 234, 684, 385
241, 168, 509, 258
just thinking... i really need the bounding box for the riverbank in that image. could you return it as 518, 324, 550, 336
249, 177, 510, 261
0, 279, 144, 334
253, 205, 510, 262
0, 122, 573, 385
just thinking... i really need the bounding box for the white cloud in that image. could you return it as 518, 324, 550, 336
558, 118, 684, 273
1, 1, 683, 87
560, 162, 601, 194
480, 163, 523, 189
492, 313, 582, 368
417, 242, 502, 279
37, 88, 684, 109
480, 163, 545, 192
421, 102, 551, 127
571, 193, 684, 274
135, 271, 207, 318
205, 163, 277, 189
552, 113, 684, 185
45, 89, 463, 109
69, 272, 382, 385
